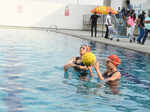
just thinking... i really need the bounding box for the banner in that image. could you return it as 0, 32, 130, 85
65, 6, 69, 16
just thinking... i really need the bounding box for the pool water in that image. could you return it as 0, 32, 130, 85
0, 29, 149, 112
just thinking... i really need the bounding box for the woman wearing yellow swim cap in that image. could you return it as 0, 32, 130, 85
64, 45, 88, 71
64, 45, 103, 81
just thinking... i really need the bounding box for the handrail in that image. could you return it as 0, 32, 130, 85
48, 25, 58, 30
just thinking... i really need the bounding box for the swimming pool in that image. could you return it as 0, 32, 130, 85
0, 29, 149, 112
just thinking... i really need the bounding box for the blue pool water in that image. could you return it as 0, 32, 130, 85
0, 29, 149, 112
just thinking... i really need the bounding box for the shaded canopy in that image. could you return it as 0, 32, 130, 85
91, 6, 118, 15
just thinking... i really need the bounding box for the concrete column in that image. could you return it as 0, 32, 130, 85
122, 0, 127, 8
122, 0, 131, 9
103, 0, 111, 6
76, 0, 79, 5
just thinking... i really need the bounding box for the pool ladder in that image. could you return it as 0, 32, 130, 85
47, 25, 58, 32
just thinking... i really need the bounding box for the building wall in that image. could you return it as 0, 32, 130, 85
0, 0, 97, 30
103, 0, 111, 6
111, 0, 122, 10
142, 0, 150, 10
110, 0, 150, 10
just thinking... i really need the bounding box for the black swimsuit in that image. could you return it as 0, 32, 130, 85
103, 71, 117, 79
103, 71, 120, 86
74, 57, 88, 77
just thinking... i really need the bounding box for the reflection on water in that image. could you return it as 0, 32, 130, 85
63, 39, 150, 111
64, 68, 120, 96
2, 46, 25, 112
0, 29, 149, 112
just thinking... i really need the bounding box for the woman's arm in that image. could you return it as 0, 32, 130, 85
69, 63, 88, 71
64, 63, 72, 71
102, 70, 108, 77
64, 57, 76, 71
144, 20, 150, 23
94, 61, 104, 80
88, 66, 94, 77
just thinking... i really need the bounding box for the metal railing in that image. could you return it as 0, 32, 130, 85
47, 25, 58, 32
83, 14, 117, 25
83, 14, 127, 37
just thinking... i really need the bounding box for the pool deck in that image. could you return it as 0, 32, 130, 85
56, 30, 150, 55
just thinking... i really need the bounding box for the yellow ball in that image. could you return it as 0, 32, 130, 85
82, 52, 96, 66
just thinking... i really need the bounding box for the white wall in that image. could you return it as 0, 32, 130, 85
110, 0, 150, 11
111, 0, 122, 10
0, 0, 97, 30
142, 0, 150, 10
34, 4, 97, 29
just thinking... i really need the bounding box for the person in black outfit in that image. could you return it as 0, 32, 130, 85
90, 12, 100, 37
137, 11, 145, 43
142, 10, 150, 45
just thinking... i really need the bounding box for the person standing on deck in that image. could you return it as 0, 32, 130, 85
142, 10, 150, 45
90, 12, 100, 37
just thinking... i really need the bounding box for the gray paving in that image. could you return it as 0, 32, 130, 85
56, 30, 150, 55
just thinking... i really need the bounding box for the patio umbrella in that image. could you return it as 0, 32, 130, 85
90, 6, 118, 37
91, 6, 118, 15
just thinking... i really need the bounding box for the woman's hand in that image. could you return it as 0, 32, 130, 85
64, 57, 76, 71
88, 66, 93, 76
70, 63, 77, 67
94, 61, 99, 70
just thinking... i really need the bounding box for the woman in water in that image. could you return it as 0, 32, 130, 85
101, 54, 121, 94
64, 45, 103, 81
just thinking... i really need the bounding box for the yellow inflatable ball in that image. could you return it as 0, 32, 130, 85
82, 52, 96, 66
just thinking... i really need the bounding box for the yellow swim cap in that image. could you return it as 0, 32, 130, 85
82, 52, 96, 66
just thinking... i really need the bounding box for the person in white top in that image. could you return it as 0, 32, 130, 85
105, 12, 112, 39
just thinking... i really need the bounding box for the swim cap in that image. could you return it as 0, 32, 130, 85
108, 55, 121, 66
81, 45, 91, 52
82, 52, 96, 66
87, 46, 91, 52
81, 40, 91, 52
